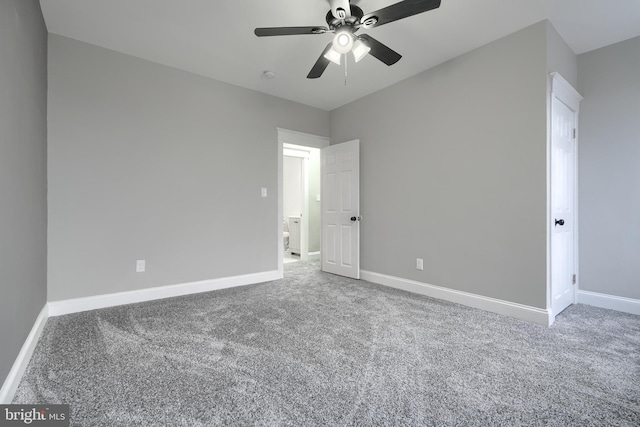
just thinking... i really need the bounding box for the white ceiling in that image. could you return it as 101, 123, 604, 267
40, 0, 640, 111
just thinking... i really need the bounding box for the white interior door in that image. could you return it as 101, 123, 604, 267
321, 140, 360, 279
550, 96, 577, 317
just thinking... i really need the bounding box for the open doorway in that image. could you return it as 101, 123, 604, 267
277, 129, 329, 276
283, 145, 320, 264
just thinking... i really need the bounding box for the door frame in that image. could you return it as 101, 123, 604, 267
277, 128, 330, 277
547, 72, 583, 324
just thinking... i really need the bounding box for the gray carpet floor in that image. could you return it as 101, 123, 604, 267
13, 261, 640, 426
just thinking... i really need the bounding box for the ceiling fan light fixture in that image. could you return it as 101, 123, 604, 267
352, 39, 371, 62
332, 29, 353, 54
255, 0, 442, 79
323, 47, 342, 65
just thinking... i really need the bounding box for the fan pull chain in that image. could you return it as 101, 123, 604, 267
344, 53, 348, 86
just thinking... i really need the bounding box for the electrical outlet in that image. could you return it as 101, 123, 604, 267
136, 260, 145, 272
416, 258, 424, 271
261, 187, 268, 197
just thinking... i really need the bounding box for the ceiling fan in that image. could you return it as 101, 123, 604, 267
254, 0, 441, 79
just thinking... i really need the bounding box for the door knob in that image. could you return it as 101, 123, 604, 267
350, 216, 361, 222
555, 219, 565, 226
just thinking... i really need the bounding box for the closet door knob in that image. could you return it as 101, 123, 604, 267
555, 219, 565, 226
350, 216, 361, 222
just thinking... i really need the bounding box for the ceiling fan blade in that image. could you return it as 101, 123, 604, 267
358, 34, 402, 66
254, 26, 329, 37
360, 0, 441, 29
307, 43, 334, 79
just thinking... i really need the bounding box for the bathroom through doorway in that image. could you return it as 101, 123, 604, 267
277, 128, 328, 274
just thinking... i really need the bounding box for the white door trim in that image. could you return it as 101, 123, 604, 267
547, 72, 582, 323
277, 128, 330, 275
301, 156, 310, 261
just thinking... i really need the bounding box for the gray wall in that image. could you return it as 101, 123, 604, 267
577, 36, 640, 300
48, 35, 330, 301
0, 0, 48, 383
330, 22, 549, 308
546, 22, 577, 88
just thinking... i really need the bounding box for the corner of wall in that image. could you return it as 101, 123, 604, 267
0, 304, 49, 404
546, 21, 578, 88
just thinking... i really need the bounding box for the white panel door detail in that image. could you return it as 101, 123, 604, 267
551, 97, 576, 317
321, 140, 360, 279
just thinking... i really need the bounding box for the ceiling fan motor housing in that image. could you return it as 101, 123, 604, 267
326, 5, 363, 30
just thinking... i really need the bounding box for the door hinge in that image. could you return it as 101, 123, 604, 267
573, 128, 576, 139
572, 274, 577, 285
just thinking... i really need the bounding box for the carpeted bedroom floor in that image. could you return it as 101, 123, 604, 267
13, 261, 640, 426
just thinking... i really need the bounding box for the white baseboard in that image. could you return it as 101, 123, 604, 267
577, 290, 640, 315
360, 270, 550, 326
308, 251, 320, 261
0, 304, 49, 404
48, 270, 280, 317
